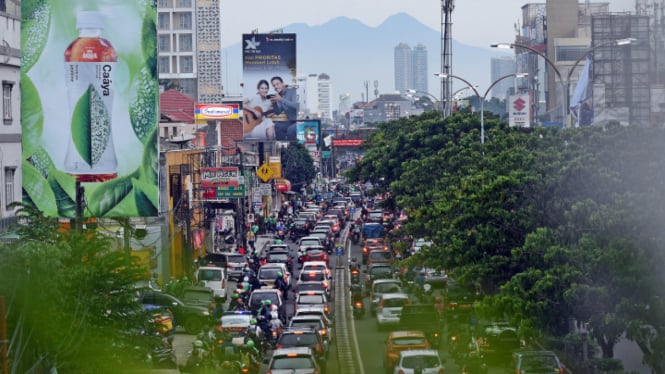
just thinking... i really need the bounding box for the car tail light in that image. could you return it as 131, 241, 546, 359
354, 301, 363, 308
319, 329, 326, 336
242, 367, 250, 373
316, 343, 323, 353
384, 246, 389, 250
221, 279, 226, 289
363, 247, 368, 253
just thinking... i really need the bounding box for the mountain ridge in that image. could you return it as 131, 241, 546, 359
221, 12, 507, 109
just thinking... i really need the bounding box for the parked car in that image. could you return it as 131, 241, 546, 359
383, 330, 431, 372
195, 266, 227, 301
510, 350, 564, 374
393, 349, 445, 374
139, 290, 210, 334
180, 286, 215, 312
267, 347, 323, 374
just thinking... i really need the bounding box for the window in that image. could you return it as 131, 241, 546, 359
180, 56, 193, 73
179, 13, 192, 30
5, 167, 14, 208
158, 56, 170, 74
2, 82, 13, 122
179, 34, 192, 52
158, 35, 170, 52
157, 13, 170, 30
157, 0, 168, 7
177, 0, 192, 7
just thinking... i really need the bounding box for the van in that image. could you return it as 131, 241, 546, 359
195, 266, 227, 301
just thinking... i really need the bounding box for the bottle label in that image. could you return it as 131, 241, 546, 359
64, 61, 117, 173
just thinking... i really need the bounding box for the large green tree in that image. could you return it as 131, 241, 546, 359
281, 141, 317, 190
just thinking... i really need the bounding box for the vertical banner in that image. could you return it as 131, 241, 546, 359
21, 1, 159, 218
242, 33, 298, 141
508, 94, 530, 128
296, 120, 320, 146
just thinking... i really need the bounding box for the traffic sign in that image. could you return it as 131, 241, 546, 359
257, 163, 273, 182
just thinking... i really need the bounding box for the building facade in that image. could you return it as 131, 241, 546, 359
412, 43, 428, 94
490, 56, 517, 99
157, 0, 223, 103
394, 42, 428, 94
297, 73, 333, 121
0, 1, 22, 221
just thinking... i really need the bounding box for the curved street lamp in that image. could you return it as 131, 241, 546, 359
405, 89, 440, 113
435, 72, 528, 144
492, 42, 567, 126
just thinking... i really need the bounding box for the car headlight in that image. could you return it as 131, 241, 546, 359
202, 311, 210, 316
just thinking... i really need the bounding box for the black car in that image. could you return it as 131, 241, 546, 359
276, 328, 327, 362
139, 290, 210, 334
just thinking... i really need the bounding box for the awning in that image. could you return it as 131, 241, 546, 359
274, 178, 291, 192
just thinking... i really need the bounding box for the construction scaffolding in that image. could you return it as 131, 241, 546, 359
591, 13, 651, 127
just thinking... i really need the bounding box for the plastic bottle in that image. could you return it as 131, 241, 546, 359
64, 11, 118, 182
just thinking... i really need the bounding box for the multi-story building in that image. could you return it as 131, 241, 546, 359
297, 73, 333, 121
490, 56, 517, 100
0, 1, 21, 222
157, 0, 223, 104
394, 42, 428, 95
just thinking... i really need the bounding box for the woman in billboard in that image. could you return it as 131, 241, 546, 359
243, 79, 276, 140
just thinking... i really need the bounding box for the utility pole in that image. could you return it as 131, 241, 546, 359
1, 295, 7, 374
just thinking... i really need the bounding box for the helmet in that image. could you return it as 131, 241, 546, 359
264, 299, 272, 305
236, 298, 243, 303
232, 293, 239, 299
244, 276, 249, 282
277, 272, 283, 278
271, 310, 279, 319
193, 340, 204, 348
434, 296, 442, 302
250, 318, 257, 325
245, 340, 255, 348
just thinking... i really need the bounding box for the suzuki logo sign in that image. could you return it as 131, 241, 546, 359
509, 94, 530, 128
513, 97, 526, 111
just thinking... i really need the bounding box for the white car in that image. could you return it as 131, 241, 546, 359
411, 238, 433, 255
393, 349, 444, 374
195, 266, 227, 301
376, 293, 410, 330
257, 263, 291, 288
301, 261, 331, 278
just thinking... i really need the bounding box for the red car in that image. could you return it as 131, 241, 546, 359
302, 245, 329, 264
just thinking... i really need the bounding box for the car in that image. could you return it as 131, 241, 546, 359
393, 349, 445, 374
297, 270, 331, 296
291, 217, 311, 237
366, 263, 396, 285
367, 249, 395, 267
369, 279, 403, 315
257, 262, 291, 288
383, 330, 431, 372
195, 266, 228, 301
362, 236, 388, 264
325, 208, 346, 223
219, 311, 253, 346
267, 347, 322, 374
298, 236, 324, 262
376, 293, 411, 330
288, 315, 332, 349
202, 252, 247, 281
264, 249, 294, 273
410, 238, 433, 256
295, 281, 330, 300
139, 290, 210, 334
292, 305, 333, 329
322, 215, 341, 236
180, 286, 215, 311
469, 321, 521, 364
247, 288, 286, 323
366, 209, 384, 223
301, 261, 332, 278
295, 290, 331, 317
275, 328, 327, 362
510, 350, 565, 374
301, 245, 330, 264
308, 231, 333, 252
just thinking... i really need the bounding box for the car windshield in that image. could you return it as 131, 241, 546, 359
523, 356, 558, 369
375, 283, 401, 293
369, 211, 383, 219
198, 269, 222, 281
269, 253, 289, 262
227, 255, 245, 263
298, 295, 325, 304
370, 267, 392, 276
298, 284, 325, 293
279, 333, 318, 346
221, 315, 251, 326
290, 320, 322, 330
383, 298, 408, 308
271, 357, 315, 370
250, 294, 278, 307
306, 249, 325, 255
369, 251, 392, 260
301, 272, 326, 282
259, 267, 281, 279
183, 291, 211, 301
401, 355, 440, 368
301, 240, 319, 247
303, 265, 327, 273
393, 337, 427, 346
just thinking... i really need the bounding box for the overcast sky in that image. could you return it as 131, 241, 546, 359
221, 0, 637, 49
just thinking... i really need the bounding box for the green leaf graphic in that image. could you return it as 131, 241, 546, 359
71, 85, 112, 166
21, 73, 44, 158
133, 178, 158, 216
142, 7, 158, 79
140, 126, 158, 186
22, 160, 58, 217
21, 0, 51, 72
87, 175, 134, 217
47, 168, 76, 218
27, 146, 55, 178
130, 66, 158, 143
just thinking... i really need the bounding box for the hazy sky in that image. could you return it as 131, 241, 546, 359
221, 0, 637, 49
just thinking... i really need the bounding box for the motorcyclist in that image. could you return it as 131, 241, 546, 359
239, 339, 260, 372
273, 272, 289, 300
229, 294, 246, 311
256, 300, 273, 339
350, 283, 363, 303
268, 310, 284, 343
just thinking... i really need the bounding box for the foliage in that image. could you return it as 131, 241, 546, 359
0, 206, 151, 373
281, 141, 317, 190
347, 112, 665, 366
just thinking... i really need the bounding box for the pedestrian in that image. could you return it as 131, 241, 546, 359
246, 230, 255, 252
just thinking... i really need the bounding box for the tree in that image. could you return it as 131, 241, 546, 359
281, 141, 316, 190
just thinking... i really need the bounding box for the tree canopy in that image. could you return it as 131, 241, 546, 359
281, 141, 317, 190
347, 111, 665, 370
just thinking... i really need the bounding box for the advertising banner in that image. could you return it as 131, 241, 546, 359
508, 94, 530, 128
296, 120, 320, 146
242, 33, 298, 141
21, 1, 158, 218
200, 167, 240, 188
195, 104, 240, 123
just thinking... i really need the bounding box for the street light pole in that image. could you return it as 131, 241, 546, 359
405, 89, 441, 113
492, 43, 567, 127
435, 73, 528, 144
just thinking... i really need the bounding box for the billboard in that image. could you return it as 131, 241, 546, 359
296, 120, 320, 146
21, 1, 159, 218
195, 104, 240, 123
508, 94, 530, 128
242, 33, 298, 141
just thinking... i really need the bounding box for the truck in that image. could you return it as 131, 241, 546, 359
398, 304, 443, 348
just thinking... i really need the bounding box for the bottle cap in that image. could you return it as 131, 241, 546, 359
76, 11, 104, 30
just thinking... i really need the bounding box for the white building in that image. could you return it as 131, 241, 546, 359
157, 0, 224, 103
490, 56, 516, 100
297, 73, 333, 121
0, 1, 22, 221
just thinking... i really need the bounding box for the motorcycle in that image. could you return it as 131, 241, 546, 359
352, 300, 365, 319
351, 227, 361, 244
350, 268, 361, 285
276, 228, 286, 240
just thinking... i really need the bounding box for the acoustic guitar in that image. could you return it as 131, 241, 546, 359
243, 106, 274, 134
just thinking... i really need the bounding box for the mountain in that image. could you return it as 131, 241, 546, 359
221, 12, 507, 109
